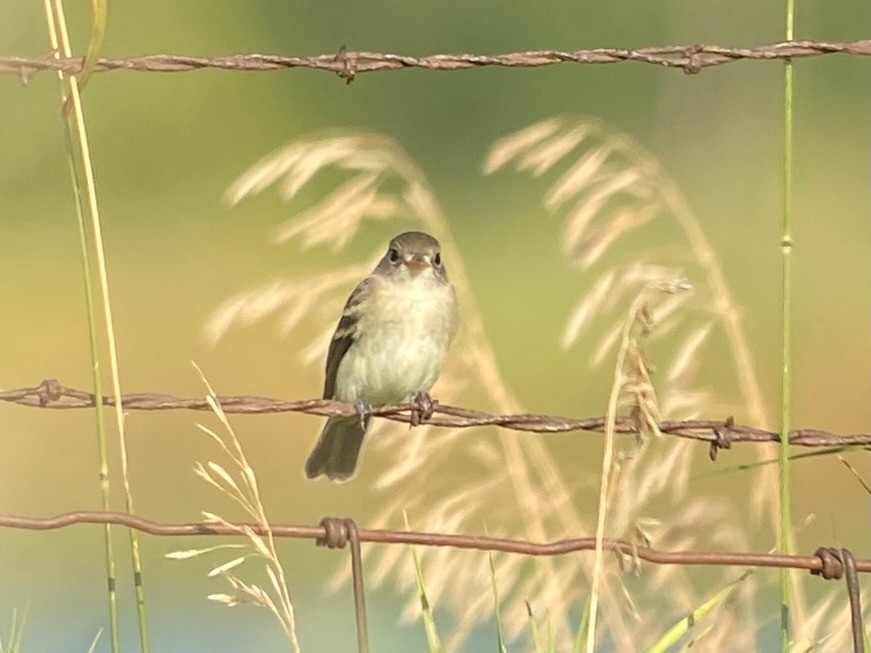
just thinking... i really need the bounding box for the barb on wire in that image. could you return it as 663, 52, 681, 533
0, 510, 869, 575
2, 40, 869, 83
2, 380, 870, 451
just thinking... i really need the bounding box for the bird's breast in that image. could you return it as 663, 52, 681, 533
334, 275, 459, 405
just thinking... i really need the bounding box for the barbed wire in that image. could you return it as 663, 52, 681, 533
2, 380, 870, 459
2, 40, 869, 83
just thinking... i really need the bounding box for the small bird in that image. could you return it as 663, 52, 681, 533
304, 231, 461, 481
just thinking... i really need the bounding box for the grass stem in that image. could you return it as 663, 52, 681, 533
40, 3, 119, 650
42, 1, 151, 650
779, 0, 796, 649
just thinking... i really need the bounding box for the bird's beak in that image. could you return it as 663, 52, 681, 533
403, 254, 430, 271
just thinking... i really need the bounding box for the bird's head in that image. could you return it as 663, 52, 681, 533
378, 231, 447, 281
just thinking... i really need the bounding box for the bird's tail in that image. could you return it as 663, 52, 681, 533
304, 415, 370, 481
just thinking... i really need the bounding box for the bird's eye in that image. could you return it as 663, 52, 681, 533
433, 253, 442, 267
387, 247, 400, 264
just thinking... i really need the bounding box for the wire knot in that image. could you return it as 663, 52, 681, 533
811, 547, 844, 580
316, 516, 368, 649
811, 547, 864, 651
709, 416, 735, 461
682, 44, 704, 74
317, 517, 359, 549
409, 392, 436, 427
37, 379, 63, 406
334, 45, 357, 84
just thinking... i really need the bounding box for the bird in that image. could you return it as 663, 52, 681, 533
304, 231, 461, 481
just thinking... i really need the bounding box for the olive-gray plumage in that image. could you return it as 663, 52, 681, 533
304, 231, 461, 481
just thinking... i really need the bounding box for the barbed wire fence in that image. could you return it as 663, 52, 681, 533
1, 39, 869, 83
3, 33, 871, 653
3, 379, 871, 452
1, 379, 870, 650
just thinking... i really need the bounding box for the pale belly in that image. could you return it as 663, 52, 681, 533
332, 276, 458, 406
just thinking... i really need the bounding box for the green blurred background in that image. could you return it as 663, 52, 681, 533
0, 1, 868, 651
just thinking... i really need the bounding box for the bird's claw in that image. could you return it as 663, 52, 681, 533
410, 391, 435, 427
353, 399, 372, 429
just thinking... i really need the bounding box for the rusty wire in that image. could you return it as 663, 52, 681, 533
2, 510, 868, 649
811, 548, 865, 653
2, 40, 869, 83
2, 380, 870, 458
318, 518, 369, 653
1, 510, 869, 574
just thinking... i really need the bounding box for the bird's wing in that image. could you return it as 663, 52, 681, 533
323, 276, 373, 399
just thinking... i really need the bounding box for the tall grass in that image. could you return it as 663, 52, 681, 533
644, 571, 751, 653
405, 514, 444, 653
487, 118, 766, 650
40, 2, 119, 650
41, 1, 150, 650
192, 117, 871, 649
210, 124, 761, 650
779, 0, 797, 650
0, 608, 27, 653
214, 132, 600, 648
585, 279, 690, 652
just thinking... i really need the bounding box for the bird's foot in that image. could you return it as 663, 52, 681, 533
410, 391, 435, 427
353, 398, 372, 429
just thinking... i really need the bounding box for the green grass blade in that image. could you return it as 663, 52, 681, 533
644, 571, 751, 653
10, 607, 25, 653
779, 0, 796, 645
0, 606, 27, 653
41, 3, 119, 650
546, 611, 555, 653
44, 3, 152, 651
85, 630, 103, 653
78, 0, 107, 90
676, 625, 713, 652
694, 446, 865, 479
404, 513, 442, 653
487, 550, 508, 653
572, 597, 591, 653
525, 601, 546, 653
410, 546, 442, 652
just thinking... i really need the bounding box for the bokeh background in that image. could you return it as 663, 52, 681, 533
0, 1, 868, 651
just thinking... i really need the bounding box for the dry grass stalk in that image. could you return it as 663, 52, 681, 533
167, 369, 300, 651
488, 118, 831, 637
487, 118, 772, 649
213, 130, 607, 649
586, 278, 691, 652
206, 122, 795, 650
